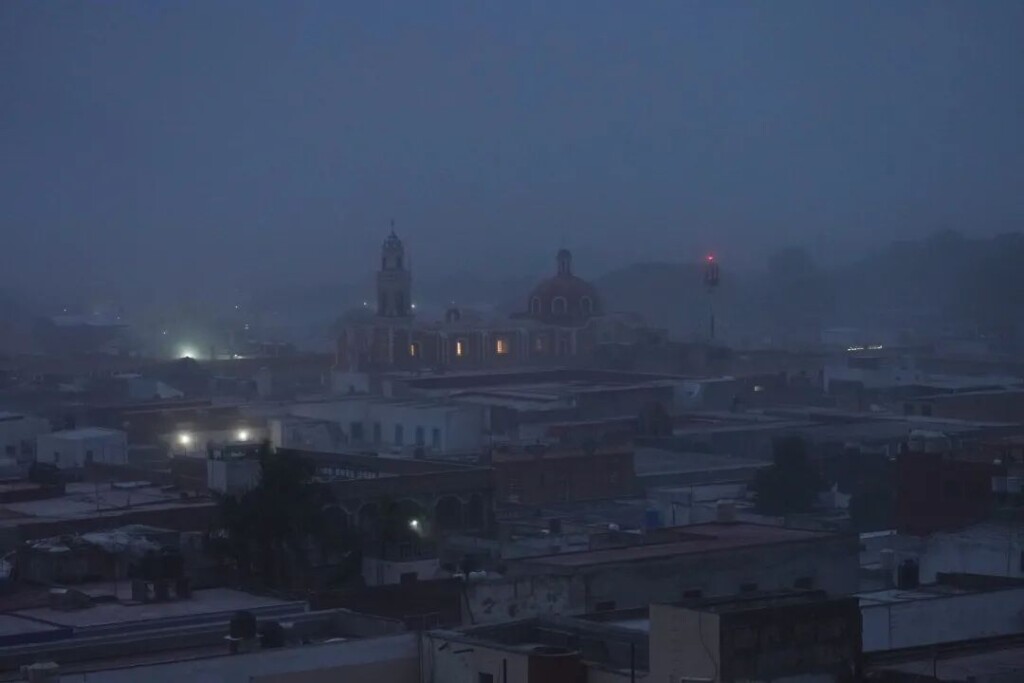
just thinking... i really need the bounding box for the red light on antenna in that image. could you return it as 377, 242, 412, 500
706, 254, 715, 262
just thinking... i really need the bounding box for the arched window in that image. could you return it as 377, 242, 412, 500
580, 296, 593, 315
551, 296, 568, 315
530, 297, 541, 316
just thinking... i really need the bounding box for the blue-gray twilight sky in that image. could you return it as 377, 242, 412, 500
2, 1, 1023, 302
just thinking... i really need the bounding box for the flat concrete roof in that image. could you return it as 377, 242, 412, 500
51, 633, 417, 683
42, 427, 124, 440
0, 614, 63, 638
1, 482, 183, 520
521, 523, 835, 568
13, 587, 298, 629
634, 448, 767, 476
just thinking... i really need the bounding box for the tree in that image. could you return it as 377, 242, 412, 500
753, 436, 823, 516
210, 443, 356, 588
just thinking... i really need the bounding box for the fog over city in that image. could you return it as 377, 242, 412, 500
4, 5, 1024, 681
3, 2, 1023, 314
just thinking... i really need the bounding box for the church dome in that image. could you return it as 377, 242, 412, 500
526, 249, 602, 325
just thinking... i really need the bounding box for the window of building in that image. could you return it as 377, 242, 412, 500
409, 342, 420, 358
455, 339, 466, 357
395, 292, 405, 313
373, 422, 382, 444
396, 256, 403, 269
530, 297, 541, 315
495, 337, 508, 355
507, 476, 522, 503
394, 425, 404, 446
415, 426, 425, 446
534, 336, 545, 352
580, 296, 593, 315
85, 449, 94, 464
350, 422, 364, 442
431, 428, 441, 450
551, 296, 568, 315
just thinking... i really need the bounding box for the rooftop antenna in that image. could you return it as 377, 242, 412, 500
703, 254, 720, 341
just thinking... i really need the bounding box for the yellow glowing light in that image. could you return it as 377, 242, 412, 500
455, 339, 465, 357
236, 429, 250, 442
178, 346, 199, 359
178, 432, 193, 446
496, 338, 508, 355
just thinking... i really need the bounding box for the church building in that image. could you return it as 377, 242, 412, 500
335, 232, 645, 374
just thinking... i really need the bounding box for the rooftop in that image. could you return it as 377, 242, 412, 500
0, 481, 211, 530
43, 427, 124, 440
12, 586, 299, 631
634, 447, 767, 477
519, 522, 837, 568
859, 573, 1024, 607
399, 367, 684, 392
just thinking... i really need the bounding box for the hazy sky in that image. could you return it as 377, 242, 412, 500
2, 1, 1023, 304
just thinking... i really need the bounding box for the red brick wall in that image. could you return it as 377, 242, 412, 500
896, 451, 999, 535
494, 450, 636, 506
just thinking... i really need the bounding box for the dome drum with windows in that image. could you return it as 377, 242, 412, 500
525, 249, 602, 325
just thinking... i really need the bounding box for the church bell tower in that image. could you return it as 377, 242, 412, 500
377, 228, 412, 318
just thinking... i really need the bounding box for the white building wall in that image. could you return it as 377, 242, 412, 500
861, 588, 1024, 652
868, 524, 1024, 584
0, 414, 50, 462
36, 430, 127, 469
287, 399, 483, 456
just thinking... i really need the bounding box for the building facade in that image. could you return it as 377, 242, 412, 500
336, 234, 646, 376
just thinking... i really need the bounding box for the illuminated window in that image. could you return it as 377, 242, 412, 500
495, 338, 508, 355
455, 339, 466, 357
409, 342, 419, 358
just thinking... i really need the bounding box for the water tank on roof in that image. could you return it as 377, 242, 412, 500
897, 559, 920, 590
715, 501, 737, 523
229, 611, 258, 640
645, 509, 662, 530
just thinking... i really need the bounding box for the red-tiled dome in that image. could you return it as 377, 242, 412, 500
526, 250, 602, 325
